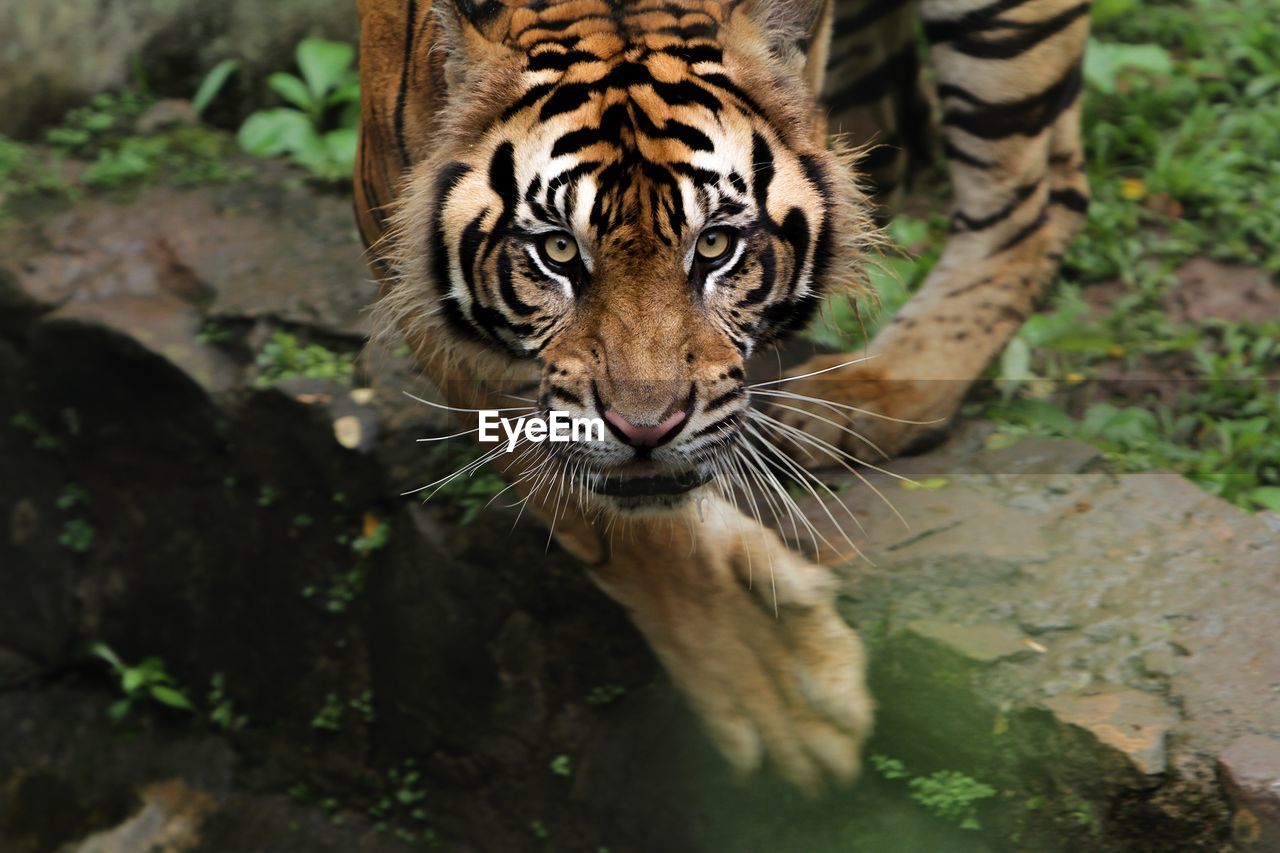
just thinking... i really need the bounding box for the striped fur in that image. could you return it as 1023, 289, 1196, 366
354, 0, 1089, 789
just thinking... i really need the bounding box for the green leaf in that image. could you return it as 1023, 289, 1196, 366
326, 79, 361, 108
192, 58, 240, 117
238, 109, 315, 157
296, 38, 355, 101
1250, 487, 1280, 513
149, 685, 196, 711
268, 72, 316, 114
323, 127, 358, 171
90, 643, 125, 673
122, 668, 148, 693
1085, 40, 1173, 95
108, 698, 132, 720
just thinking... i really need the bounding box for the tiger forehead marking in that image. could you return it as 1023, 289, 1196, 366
422, 0, 856, 360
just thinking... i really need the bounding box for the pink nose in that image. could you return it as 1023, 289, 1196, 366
604, 408, 687, 447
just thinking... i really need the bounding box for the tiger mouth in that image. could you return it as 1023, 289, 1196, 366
588, 467, 713, 498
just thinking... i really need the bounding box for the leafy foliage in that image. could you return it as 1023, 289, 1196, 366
238, 39, 360, 181
91, 643, 196, 720
254, 330, 356, 386
870, 754, 996, 830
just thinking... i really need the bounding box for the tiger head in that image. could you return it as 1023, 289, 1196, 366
385, 0, 875, 509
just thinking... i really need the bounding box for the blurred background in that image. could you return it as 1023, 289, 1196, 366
0, 0, 1277, 850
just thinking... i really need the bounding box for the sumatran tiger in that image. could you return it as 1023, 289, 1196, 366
355, 0, 1089, 790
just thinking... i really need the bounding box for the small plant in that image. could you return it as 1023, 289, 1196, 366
549, 754, 572, 777
58, 518, 95, 553
91, 643, 196, 720
208, 673, 247, 731
312, 692, 344, 732
192, 58, 241, 117
238, 38, 360, 180
254, 330, 355, 386
56, 484, 89, 510
871, 755, 995, 831
585, 684, 627, 706
869, 754, 909, 780
351, 513, 390, 554
529, 820, 549, 840
908, 770, 997, 831
350, 690, 376, 724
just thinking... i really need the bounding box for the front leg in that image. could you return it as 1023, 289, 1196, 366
590, 496, 872, 792
779, 0, 1091, 458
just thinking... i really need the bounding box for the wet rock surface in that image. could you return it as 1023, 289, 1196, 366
1, 177, 1276, 851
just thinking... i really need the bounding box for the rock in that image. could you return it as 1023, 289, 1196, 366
46, 295, 240, 397
9, 184, 372, 338
905, 620, 1037, 665
1042, 687, 1178, 776
0, 0, 357, 138
1218, 734, 1280, 850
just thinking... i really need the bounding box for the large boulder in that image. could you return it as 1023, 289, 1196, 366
0, 0, 357, 137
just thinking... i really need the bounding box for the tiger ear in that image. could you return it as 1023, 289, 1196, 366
436, 0, 518, 91
735, 0, 833, 94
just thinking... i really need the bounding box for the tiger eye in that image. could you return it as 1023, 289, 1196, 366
696, 228, 732, 261
543, 232, 579, 265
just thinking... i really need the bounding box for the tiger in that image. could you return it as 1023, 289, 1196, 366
355, 0, 1090, 790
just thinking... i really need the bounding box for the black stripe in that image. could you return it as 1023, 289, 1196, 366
551, 126, 610, 157
933, 3, 1089, 60
943, 140, 994, 169
496, 249, 536, 317
740, 244, 776, 306
943, 63, 1083, 139
393, 0, 419, 168
704, 385, 745, 413
651, 80, 722, 112
833, 0, 902, 39
663, 120, 715, 152
826, 42, 918, 113
547, 385, 583, 407
539, 83, 595, 121
501, 82, 555, 120
993, 203, 1050, 254
527, 48, 599, 72
1049, 187, 1089, 213
923, 0, 1031, 41
951, 181, 1039, 232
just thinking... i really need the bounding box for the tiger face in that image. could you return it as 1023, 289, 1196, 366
389, 0, 873, 508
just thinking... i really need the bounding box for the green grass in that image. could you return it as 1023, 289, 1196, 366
994, 0, 1280, 512
817, 0, 1280, 513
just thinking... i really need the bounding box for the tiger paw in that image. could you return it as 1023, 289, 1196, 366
591, 506, 873, 792
761, 353, 958, 463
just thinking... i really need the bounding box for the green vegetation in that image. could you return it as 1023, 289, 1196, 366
91, 643, 196, 720
549, 754, 573, 777
238, 38, 360, 181
57, 518, 95, 553
207, 673, 248, 732
585, 684, 627, 706
254, 330, 356, 386
813, 0, 1280, 512
311, 692, 344, 731
49, 91, 241, 189
870, 755, 996, 831
429, 445, 509, 523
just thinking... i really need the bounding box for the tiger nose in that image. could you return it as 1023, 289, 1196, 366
603, 408, 687, 447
